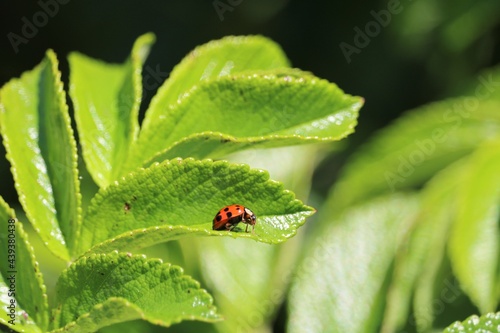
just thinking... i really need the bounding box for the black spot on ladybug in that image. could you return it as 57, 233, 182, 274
226, 212, 233, 218
224, 207, 229, 212
216, 214, 222, 222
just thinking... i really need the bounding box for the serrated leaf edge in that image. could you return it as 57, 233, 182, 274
444, 312, 500, 332
48, 297, 144, 333
76, 158, 314, 255
45, 49, 82, 257
81, 207, 314, 258
141, 35, 291, 131
133, 71, 362, 169
110, 33, 155, 180
53, 252, 221, 331
0, 196, 49, 332
144, 129, 358, 166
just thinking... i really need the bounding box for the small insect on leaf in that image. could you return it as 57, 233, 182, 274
212, 204, 256, 233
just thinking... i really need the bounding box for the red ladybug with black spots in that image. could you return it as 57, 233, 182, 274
212, 204, 256, 233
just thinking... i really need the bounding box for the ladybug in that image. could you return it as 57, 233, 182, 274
213, 204, 256, 233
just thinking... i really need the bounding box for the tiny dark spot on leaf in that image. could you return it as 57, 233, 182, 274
221, 138, 231, 143
100, 272, 104, 276
124, 202, 131, 212
187, 289, 191, 294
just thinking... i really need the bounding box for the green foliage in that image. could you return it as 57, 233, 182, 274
181, 145, 318, 333
382, 161, 464, 332
197, 232, 302, 333
0, 34, 358, 332
139, 35, 291, 135
0, 50, 81, 260
76, 159, 314, 256
331, 98, 500, 209
448, 140, 500, 313
50, 252, 219, 332
127, 69, 361, 171
2, 29, 496, 333
0, 197, 48, 333
289, 66, 500, 333
288, 195, 419, 333
68, 33, 155, 188
444, 312, 500, 333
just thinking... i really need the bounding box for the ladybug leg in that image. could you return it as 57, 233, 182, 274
225, 222, 232, 231
244, 223, 255, 234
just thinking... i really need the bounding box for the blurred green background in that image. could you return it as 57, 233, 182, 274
1, 0, 499, 203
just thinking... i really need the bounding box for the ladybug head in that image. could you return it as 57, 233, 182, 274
244, 207, 257, 225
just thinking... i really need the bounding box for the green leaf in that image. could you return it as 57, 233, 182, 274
69, 33, 155, 188
443, 312, 500, 333
140, 35, 291, 136
331, 99, 500, 209
126, 70, 362, 172
197, 146, 317, 333
76, 159, 314, 256
48, 298, 142, 333
0, 49, 81, 260
162, 146, 317, 333
288, 195, 419, 333
88, 318, 166, 333
0, 274, 43, 333
50, 252, 220, 331
382, 160, 465, 333
0, 196, 48, 332
449, 139, 500, 313
199, 239, 279, 333
197, 236, 301, 333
